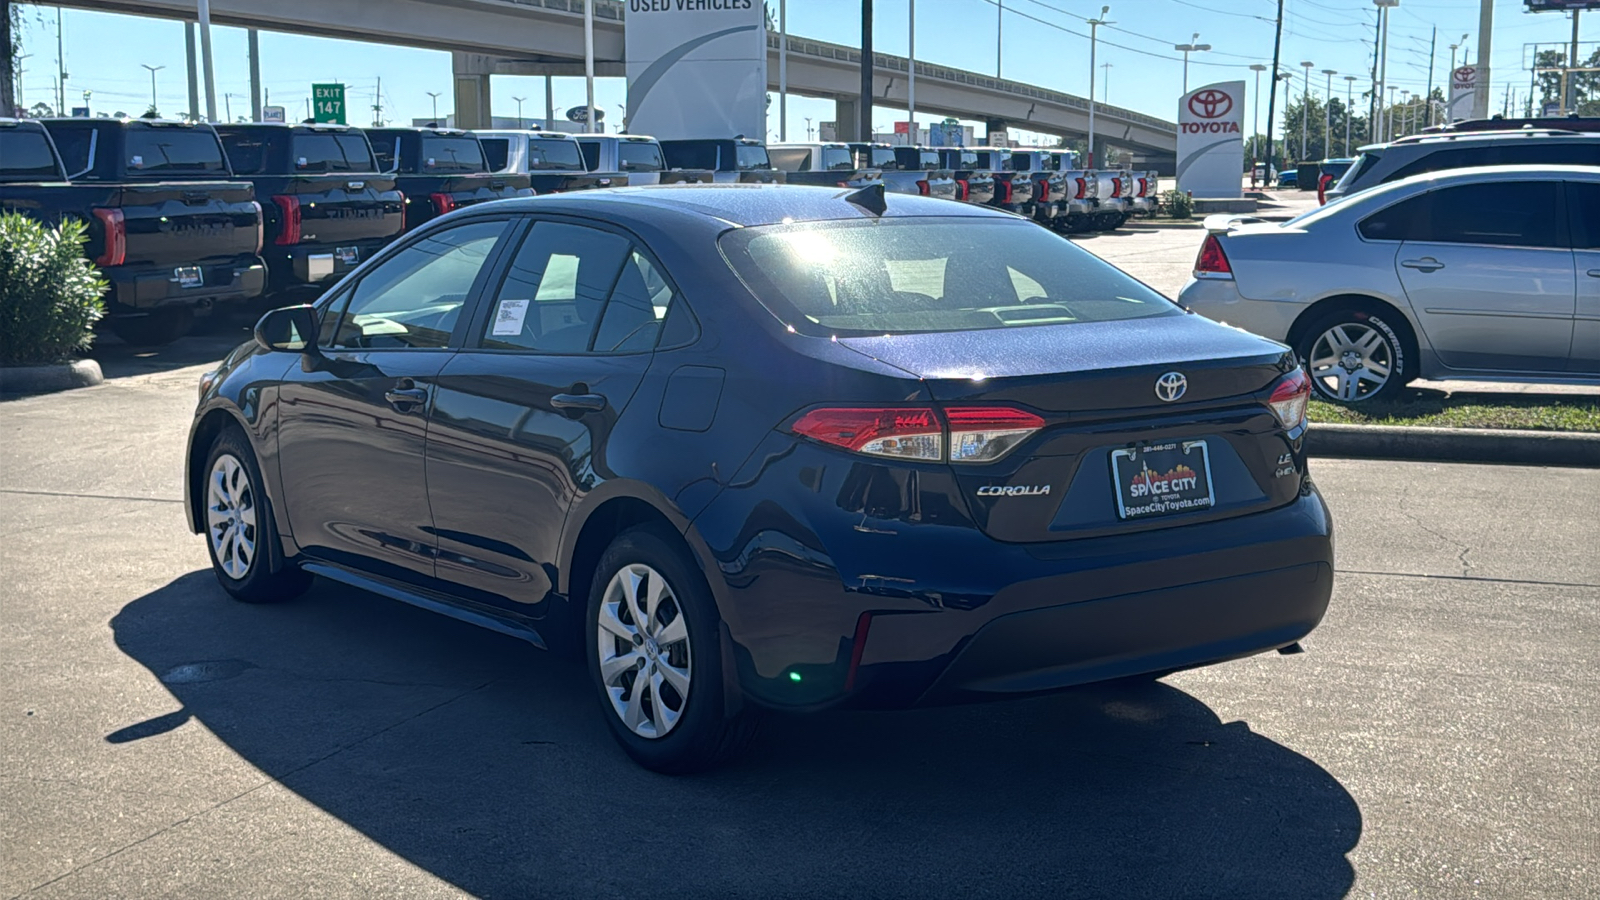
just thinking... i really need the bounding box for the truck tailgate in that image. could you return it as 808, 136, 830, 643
278, 175, 402, 245
117, 181, 260, 265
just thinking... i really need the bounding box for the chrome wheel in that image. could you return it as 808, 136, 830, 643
1307, 322, 1394, 402
596, 563, 692, 739
206, 453, 258, 580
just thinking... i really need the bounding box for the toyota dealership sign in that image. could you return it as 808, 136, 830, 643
1177, 81, 1246, 199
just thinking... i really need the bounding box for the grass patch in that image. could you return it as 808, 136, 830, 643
1309, 395, 1600, 433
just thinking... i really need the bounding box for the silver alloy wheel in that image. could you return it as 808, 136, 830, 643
1307, 322, 1394, 402
206, 453, 258, 581
596, 563, 692, 739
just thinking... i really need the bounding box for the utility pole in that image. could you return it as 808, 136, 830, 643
56, 7, 66, 115
1374, 0, 1397, 142
1473, 0, 1492, 118
371, 76, 381, 127
996, 0, 1002, 78
1087, 5, 1111, 168
1566, 9, 1582, 114
1300, 60, 1313, 160
1250, 63, 1267, 166
1344, 74, 1358, 155
778, 0, 787, 140
907, 0, 916, 145
248, 29, 261, 121
223, 91, 231, 123
545, 76, 553, 129
860, 0, 873, 141
1423, 26, 1436, 128
197, 0, 217, 122
1264, 0, 1284, 177
584, 0, 595, 132
1321, 68, 1336, 159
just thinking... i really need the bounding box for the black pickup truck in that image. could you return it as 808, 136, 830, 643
216, 123, 403, 297
364, 127, 533, 233
4, 117, 266, 345
659, 138, 785, 184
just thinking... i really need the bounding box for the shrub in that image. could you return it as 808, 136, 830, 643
1161, 189, 1194, 220
0, 212, 107, 366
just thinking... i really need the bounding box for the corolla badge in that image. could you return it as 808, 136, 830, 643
976, 485, 1051, 497
1155, 372, 1188, 402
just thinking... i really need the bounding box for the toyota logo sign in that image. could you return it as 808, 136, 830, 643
1155, 372, 1188, 403
1188, 90, 1233, 119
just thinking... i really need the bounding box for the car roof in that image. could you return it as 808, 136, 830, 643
477, 129, 575, 140
1358, 130, 1598, 152
1340, 163, 1600, 206
471, 183, 1017, 228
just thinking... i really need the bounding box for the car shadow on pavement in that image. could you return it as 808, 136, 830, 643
112, 571, 1361, 899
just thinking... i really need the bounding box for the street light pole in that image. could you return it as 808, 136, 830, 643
1249, 63, 1267, 165
140, 64, 164, 113
1174, 34, 1211, 95
1387, 85, 1397, 139
1321, 68, 1336, 159
1086, 5, 1111, 168
1373, 0, 1397, 142
1299, 60, 1313, 160
907, 0, 916, 145
583, 0, 595, 133
426, 91, 441, 124
778, 0, 787, 140
513, 95, 526, 129
1399, 89, 1410, 136
1343, 74, 1357, 155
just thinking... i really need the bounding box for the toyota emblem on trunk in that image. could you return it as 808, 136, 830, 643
1155, 372, 1188, 402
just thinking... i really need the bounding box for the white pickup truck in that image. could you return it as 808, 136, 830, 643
575, 134, 712, 186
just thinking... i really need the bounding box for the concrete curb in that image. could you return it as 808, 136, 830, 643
0, 359, 105, 396
1306, 422, 1600, 468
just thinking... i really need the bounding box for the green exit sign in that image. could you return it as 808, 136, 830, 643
313, 83, 346, 124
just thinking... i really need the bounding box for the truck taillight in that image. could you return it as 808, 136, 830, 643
956, 179, 970, 200
788, 406, 1044, 464
1075, 177, 1086, 199
431, 192, 457, 216
251, 201, 264, 253
1110, 177, 1122, 198
1036, 180, 1050, 203
791, 408, 943, 461
271, 195, 301, 245
1194, 233, 1234, 280
1138, 177, 1149, 197
1317, 173, 1334, 205
1268, 369, 1311, 430
999, 179, 1013, 205
917, 180, 930, 196
92, 208, 126, 267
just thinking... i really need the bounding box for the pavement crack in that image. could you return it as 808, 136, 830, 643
1397, 483, 1476, 577
1337, 569, 1598, 589
9, 678, 498, 900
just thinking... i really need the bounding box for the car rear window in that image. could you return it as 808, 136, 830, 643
896, 149, 940, 170
0, 128, 62, 180
618, 141, 664, 172
1334, 151, 1379, 191
529, 138, 583, 170
420, 136, 484, 172
661, 141, 718, 169
292, 133, 375, 172
368, 133, 401, 172
126, 126, 228, 176
719, 218, 1179, 337
867, 147, 897, 169
735, 143, 771, 170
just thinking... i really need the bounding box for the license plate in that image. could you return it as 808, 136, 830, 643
336, 246, 359, 266
1110, 440, 1215, 520
173, 266, 202, 289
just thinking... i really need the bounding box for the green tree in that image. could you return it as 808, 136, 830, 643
1535, 47, 1600, 116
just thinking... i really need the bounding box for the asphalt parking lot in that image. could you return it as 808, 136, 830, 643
2, 225, 1597, 899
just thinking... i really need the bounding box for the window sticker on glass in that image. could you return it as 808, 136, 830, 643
492, 298, 530, 336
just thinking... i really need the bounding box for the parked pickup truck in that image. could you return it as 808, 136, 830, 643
659, 138, 784, 184
575, 134, 711, 186
767, 142, 880, 188
1130, 170, 1159, 216
1090, 169, 1131, 230
365, 127, 532, 233
935, 147, 996, 207
215, 123, 402, 296
971, 147, 1031, 213
842, 142, 945, 198
10, 117, 266, 345
1007, 148, 1068, 223
887, 146, 958, 200
477, 130, 627, 194
1044, 153, 1099, 233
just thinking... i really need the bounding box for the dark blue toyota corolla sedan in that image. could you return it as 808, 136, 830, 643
186, 184, 1333, 772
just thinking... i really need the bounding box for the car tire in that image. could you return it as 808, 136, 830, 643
586, 525, 755, 774
1295, 306, 1412, 404
202, 427, 313, 604
108, 308, 194, 346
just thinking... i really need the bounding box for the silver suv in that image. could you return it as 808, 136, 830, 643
1325, 130, 1600, 201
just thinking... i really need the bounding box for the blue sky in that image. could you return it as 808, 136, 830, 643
14, 0, 1595, 143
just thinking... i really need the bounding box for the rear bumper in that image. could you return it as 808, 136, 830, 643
105, 256, 267, 312
1178, 278, 1303, 344
266, 239, 391, 289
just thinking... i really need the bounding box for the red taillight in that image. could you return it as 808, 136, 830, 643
1110, 177, 1122, 198
271, 195, 301, 246
251, 201, 264, 253
431, 192, 457, 216
1075, 177, 1086, 199
917, 179, 930, 196
1036, 180, 1050, 203
790, 408, 943, 461
1138, 177, 1150, 197
956, 178, 970, 201
92, 208, 125, 267
999, 179, 1013, 205
1194, 233, 1233, 280
1317, 173, 1333, 206
1268, 368, 1311, 430
946, 407, 1046, 463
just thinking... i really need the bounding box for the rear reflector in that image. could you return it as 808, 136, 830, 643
271, 195, 301, 246
92, 208, 126, 267
946, 407, 1046, 463
1268, 369, 1311, 430
1194, 233, 1233, 280
790, 408, 943, 461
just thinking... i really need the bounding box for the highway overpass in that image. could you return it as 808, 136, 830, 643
57, 0, 1178, 166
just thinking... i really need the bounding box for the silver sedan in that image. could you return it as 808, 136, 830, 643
1178, 165, 1600, 403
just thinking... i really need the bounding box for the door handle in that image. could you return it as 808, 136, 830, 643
384, 387, 428, 410
550, 392, 605, 413
1401, 257, 1445, 272
1587, 269, 1600, 278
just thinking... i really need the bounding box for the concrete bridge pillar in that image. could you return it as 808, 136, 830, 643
452, 53, 494, 129
833, 99, 860, 141
1091, 136, 1113, 169
984, 119, 1007, 145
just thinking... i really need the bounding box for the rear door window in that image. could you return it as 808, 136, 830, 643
479, 137, 510, 171
125, 126, 228, 175
479, 222, 632, 353
1384, 146, 1495, 182
1361, 182, 1563, 247
368, 133, 401, 172
578, 141, 601, 172
769, 147, 813, 171
1568, 182, 1600, 250
592, 251, 682, 352
44, 125, 97, 177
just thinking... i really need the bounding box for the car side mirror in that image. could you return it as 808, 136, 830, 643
254, 304, 321, 355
